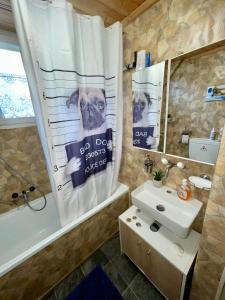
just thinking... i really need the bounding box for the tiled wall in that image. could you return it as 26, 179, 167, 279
167, 49, 225, 157
0, 126, 51, 214
0, 192, 129, 300
119, 0, 225, 299
190, 126, 225, 300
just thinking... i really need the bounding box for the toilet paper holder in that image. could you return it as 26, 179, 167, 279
179, 130, 191, 144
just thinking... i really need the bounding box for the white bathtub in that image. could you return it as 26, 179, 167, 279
0, 183, 129, 278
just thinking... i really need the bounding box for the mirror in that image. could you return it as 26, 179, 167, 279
132, 61, 167, 152
166, 42, 225, 165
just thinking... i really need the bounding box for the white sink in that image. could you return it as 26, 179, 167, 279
131, 181, 202, 238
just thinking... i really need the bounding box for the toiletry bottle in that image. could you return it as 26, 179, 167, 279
214, 128, 220, 140
218, 127, 223, 142
209, 128, 215, 140
178, 179, 191, 201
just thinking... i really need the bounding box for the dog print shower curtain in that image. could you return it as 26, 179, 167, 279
12, 0, 123, 226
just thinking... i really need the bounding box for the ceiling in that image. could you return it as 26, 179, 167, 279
0, 0, 157, 32
70, 0, 146, 25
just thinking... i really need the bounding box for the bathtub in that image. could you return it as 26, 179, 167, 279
0, 182, 129, 279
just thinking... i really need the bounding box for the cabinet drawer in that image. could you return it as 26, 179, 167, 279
120, 221, 183, 300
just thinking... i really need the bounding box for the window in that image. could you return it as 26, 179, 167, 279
0, 48, 35, 128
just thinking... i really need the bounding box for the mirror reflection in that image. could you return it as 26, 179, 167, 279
132, 61, 167, 152
166, 47, 225, 164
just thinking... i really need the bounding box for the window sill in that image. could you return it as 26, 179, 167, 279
0, 117, 36, 129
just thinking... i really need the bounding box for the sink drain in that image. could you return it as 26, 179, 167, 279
156, 204, 165, 212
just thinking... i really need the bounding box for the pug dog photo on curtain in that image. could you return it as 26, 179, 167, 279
65, 87, 113, 188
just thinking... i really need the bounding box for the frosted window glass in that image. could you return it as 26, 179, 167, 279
0, 49, 34, 118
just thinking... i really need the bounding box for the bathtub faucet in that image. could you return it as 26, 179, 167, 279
12, 186, 47, 211
11, 186, 36, 202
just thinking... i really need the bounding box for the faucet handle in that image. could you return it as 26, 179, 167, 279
29, 186, 36, 192
161, 158, 169, 165
12, 192, 19, 199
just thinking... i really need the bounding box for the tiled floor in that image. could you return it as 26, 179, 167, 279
44, 234, 165, 300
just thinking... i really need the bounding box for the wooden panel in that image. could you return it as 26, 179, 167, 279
70, 0, 125, 24
0, 1, 15, 32
120, 221, 143, 268
120, 221, 183, 300
122, 0, 159, 26
0, 0, 151, 30
142, 239, 183, 300
96, 0, 141, 17
70, 0, 148, 25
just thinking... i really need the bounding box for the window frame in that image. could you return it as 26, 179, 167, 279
0, 29, 36, 129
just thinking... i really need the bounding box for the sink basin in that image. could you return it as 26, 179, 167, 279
131, 180, 202, 238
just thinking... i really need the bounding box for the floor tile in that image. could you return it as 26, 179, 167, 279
100, 234, 121, 260
43, 290, 57, 300
122, 287, 138, 300
54, 267, 84, 300
110, 253, 138, 285
130, 273, 165, 300
103, 259, 128, 294
81, 249, 109, 276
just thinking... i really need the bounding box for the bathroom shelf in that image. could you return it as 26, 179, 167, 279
189, 176, 212, 191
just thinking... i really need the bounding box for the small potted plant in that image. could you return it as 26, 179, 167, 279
152, 169, 164, 188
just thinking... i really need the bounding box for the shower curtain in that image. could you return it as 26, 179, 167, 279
11, 0, 123, 226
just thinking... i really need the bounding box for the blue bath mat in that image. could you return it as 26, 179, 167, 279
65, 265, 123, 300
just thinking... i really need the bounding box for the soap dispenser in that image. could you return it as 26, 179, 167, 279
178, 179, 191, 201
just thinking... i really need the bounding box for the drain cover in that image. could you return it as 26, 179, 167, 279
150, 221, 161, 232
156, 204, 165, 212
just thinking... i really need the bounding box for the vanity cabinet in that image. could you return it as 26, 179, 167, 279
119, 206, 201, 300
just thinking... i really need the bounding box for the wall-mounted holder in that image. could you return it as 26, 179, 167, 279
123, 51, 137, 72
189, 176, 212, 190
144, 154, 154, 173
206, 84, 225, 102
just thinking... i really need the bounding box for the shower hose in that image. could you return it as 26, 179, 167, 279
0, 156, 47, 211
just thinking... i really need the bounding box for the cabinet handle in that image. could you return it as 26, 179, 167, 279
147, 250, 151, 256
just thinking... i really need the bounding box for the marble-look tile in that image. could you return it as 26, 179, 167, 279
100, 234, 121, 260
81, 249, 108, 276
107, 254, 138, 286
129, 273, 165, 300
0, 126, 51, 214
54, 267, 84, 300
122, 287, 138, 300
43, 290, 57, 300
103, 260, 128, 294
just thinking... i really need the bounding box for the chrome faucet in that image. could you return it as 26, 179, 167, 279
161, 158, 185, 180
164, 162, 176, 179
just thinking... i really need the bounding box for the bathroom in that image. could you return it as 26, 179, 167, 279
0, 0, 225, 299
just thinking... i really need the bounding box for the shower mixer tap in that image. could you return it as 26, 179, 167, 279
11, 186, 36, 202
